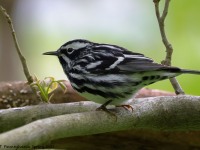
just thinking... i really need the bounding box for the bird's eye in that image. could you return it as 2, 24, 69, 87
67, 48, 74, 53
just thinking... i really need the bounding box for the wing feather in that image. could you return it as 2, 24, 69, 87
72, 44, 179, 74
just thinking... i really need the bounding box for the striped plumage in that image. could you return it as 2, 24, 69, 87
43, 39, 200, 109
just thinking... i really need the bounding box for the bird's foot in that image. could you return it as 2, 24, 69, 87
116, 105, 133, 112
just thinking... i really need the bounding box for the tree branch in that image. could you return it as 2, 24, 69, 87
0, 95, 200, 145
0, 102, 99, 133
0, 81, 174, 133
153, 0, 184, 94
0, 5, 33, 83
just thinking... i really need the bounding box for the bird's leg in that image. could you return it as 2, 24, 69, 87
96, 100, 117, 120
96, 100, 113, 111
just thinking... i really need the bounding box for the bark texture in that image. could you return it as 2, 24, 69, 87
0, 95, 200, 149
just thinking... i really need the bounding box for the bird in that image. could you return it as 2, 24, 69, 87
43, 39, 200, 111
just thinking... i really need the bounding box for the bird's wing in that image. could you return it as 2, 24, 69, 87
72, 45, 179, 74
116, 50, 164, 73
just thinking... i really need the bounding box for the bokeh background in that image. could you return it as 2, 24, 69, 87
0, 0, 200, 95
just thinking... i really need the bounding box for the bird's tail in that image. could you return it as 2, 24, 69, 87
181, 69, 200, 75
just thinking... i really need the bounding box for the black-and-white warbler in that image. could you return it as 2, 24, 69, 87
43, 39, 200, 110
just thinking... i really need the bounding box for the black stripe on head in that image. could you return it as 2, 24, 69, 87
93, 46, 116, 52
62, 39, 93, 47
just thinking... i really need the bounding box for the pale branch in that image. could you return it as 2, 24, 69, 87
153, 0, 184, 94
154, 0, 172, 64
161, 0, 170, 21
0, 89, 175, 133
0, 5, 47, 104
0, 95, 200, 146
168, 78, 184, 95
0, 5, 33, 83
0, 5, 45, 103
0, 102, 100, 133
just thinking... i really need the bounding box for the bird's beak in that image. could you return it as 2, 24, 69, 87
43, 51, 59, 56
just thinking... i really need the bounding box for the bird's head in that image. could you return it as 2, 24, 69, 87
43, 39, 93, 71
